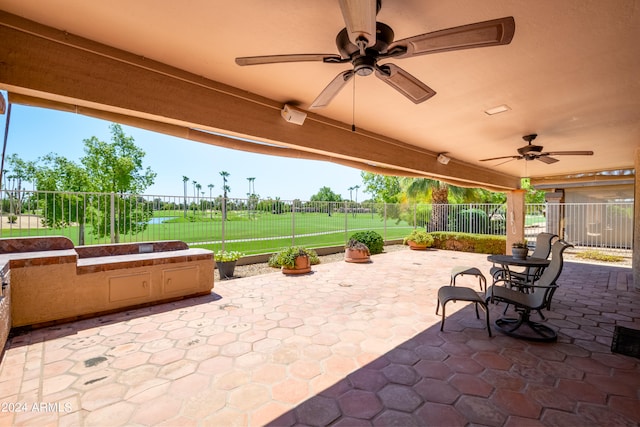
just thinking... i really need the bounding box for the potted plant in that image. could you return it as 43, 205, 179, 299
348, 231, 384, 254
214, 250, 244, 279
511, 240, 528, 260
403, 229, 434, 250
268, 246, 319, 275
344, 239, 371, 263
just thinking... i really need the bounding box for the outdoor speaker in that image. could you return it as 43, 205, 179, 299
281, 104, 307, 125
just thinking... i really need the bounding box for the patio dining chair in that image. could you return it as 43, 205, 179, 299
485, 240, 572, 342
490, 232, 558, 286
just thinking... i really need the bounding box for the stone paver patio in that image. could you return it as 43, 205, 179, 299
0, 248, 638, 426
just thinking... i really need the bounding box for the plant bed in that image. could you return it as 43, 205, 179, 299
429, 232, 506, 255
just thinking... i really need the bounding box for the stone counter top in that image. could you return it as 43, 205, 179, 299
76, 248, 213, 274
0, 237, 214, 277
0, 249, 78, 273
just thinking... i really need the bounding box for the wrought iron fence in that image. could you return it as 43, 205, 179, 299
0, 190, 633, 257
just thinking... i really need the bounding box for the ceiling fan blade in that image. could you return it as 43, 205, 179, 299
494, 158, 520, 166
537, 155, 559, 164
310, 70, 355, 109
390, 16, 515, 59
235, 54, 343, 66
544, 150, 594, 156
479, 155, 521, 162
375, 63, 436, 104
339, 0, 377, 48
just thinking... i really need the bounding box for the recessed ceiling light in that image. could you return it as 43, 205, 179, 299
484, 104, 511, 115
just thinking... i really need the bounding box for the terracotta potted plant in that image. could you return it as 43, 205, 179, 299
511, 240, 528, 260
403, 229, 434, 250
214, 250, 244, 279
268, 246, 319, 275
348, 231, 384, 255
344, 239, 371, 263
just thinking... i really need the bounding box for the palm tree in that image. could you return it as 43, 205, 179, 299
220, 171, 230, 221
353, 184, 360, 217
208, 184, 214, 218
192, 180, 197, 214
195, 183, 202, 214
182, 176, 189, 218
402, 178, 455, 231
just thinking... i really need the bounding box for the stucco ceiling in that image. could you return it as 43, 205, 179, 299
1, 0, 639, 187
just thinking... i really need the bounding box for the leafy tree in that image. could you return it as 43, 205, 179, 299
310, 186, 342, 202
310, 186, 342, 216
360, 172, 402, 203
3, 154, 36, 216
80, 124, 156, 242
521, 178, 545, 203
32, 154, 91, 244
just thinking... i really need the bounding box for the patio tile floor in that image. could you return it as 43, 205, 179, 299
0, 248, 638, 426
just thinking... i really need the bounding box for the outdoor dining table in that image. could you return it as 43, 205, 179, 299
486, 254, 550, 288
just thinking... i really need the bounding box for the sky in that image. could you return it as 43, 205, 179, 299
0, 97, 366, 201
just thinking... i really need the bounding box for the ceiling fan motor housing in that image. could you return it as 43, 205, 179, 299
336, 22, 395, 60
518, 144, 543, 155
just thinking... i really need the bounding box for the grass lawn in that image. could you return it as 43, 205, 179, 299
0, 210, 414, 255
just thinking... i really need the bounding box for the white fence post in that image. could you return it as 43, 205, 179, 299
344, 201, 348, 243
291, 202, 296, 246
109, 192, 115, 243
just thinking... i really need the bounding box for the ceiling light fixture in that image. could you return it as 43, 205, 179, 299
484, 104, 511, 116
437, 153, 451, 165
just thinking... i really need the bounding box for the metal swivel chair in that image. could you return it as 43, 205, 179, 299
486, 240, 572, 342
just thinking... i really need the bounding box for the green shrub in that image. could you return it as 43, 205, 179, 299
214, 250, 244, 262
402, 229, 434, 246
429, 232, 505, 254
349, 230, 384, 255
452, 208, 489, 234
268, 246, 320, 268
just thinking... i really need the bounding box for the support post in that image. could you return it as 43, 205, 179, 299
634, 149, 640, 291
506, 189, 526, 254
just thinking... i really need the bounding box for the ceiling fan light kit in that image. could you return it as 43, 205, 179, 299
235, 0, 516, 109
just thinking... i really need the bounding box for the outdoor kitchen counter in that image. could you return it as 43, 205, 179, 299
0, 236, 214, 328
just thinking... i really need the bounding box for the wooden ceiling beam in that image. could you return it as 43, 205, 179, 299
0, 11, 520, 190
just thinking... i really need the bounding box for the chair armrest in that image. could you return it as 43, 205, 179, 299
492, 278, 556, 290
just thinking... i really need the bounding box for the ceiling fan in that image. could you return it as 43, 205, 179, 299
480, 134, 594, 165
235, 0, 515, 109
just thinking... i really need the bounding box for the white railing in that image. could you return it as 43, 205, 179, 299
0, 190, 632, 256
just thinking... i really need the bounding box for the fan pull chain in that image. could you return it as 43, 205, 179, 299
351, 76, 356, 132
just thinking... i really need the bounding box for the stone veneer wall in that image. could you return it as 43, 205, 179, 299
0, 272, 10, 360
